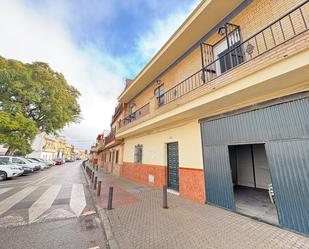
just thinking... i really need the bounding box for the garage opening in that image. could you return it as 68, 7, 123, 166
228, 144, 279, 224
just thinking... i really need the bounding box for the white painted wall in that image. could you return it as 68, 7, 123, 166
253, 144, 272, 189
236, 145, 255, 188
123, 120, 203, 169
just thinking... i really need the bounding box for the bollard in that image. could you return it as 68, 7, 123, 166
97, 181, 101, 196
107, 186, 113, 210
94, 176, 97, 190
163, 185, 168, 209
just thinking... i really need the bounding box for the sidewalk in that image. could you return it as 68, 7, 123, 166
85, 165, 309, 249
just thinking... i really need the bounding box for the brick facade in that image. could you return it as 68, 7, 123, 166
121, 162, 167, 189
122, 162, 206, 203
179, 168, 205, 203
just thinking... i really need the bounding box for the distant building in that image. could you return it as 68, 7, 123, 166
27, 133, 74, 160
0, 145, 7, 156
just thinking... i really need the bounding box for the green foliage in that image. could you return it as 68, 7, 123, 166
0, 56, 81, 154
0, 111, 38, 155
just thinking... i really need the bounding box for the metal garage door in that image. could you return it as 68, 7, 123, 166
200, 94, 309, 235
167, 142, 179, 191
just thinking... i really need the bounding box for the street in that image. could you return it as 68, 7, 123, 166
0, 161, 108, 249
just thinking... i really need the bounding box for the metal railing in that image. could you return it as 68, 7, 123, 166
160, 1, 309, 106
119, 103, 150, 128
104, 128, 116, 145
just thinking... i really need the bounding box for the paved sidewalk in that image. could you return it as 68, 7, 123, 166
86, 166, 309, 249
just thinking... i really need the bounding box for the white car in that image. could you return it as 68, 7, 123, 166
28, 158, 54, 167
0, 164, 24, 181
26, 158, 48, 170
0, 156, 41, 171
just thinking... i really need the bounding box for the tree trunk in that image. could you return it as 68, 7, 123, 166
5, 147, 14, 156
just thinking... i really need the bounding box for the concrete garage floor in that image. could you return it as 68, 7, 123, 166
234, 186, 279, 225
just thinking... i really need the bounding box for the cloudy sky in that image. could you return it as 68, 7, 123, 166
0, 0, 199, 150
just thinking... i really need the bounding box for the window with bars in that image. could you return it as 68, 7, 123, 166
154, 84, 164, 106
134, 144, 143, 163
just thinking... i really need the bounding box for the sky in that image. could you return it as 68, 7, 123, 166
0, 0, 199, 150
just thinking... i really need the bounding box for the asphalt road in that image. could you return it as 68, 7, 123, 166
0, 161, 108, 249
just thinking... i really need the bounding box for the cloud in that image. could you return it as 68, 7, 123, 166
0, 0, 200, 150
136, 1, 199, 61
0, 0, 124, 150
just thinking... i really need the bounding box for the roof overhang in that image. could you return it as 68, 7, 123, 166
118, 0, 245, 103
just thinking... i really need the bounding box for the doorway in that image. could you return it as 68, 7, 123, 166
167, 142, 179, 192
228, 144, 279, 224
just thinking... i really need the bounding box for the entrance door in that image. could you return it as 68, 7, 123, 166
167, 142, 179, 191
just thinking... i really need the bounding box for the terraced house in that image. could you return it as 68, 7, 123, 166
112, 0, 309, 235
100, 102, 125, 176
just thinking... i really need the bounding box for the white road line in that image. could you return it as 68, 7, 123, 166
28, 185, 62, 223
0, 187, 37, 216
0, 188, 13, 195
69, 184, 86, 217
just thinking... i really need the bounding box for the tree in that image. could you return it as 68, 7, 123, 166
0, 111, 38, 155
0, 56, 81, 155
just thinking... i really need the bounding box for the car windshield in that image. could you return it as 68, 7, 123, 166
30, 158, 40, 162
0, 157, 10, 164
26, 159, 36, 163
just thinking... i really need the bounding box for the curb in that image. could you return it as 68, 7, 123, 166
80, 163, 120, 249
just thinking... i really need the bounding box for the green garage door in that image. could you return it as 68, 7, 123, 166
200, 94, 309, 235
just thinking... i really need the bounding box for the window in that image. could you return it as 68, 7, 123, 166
109, 152, 112, 162
154, 84, 164, 106
134, 144, 143, 163
213, 29, 243, 75
12, 158, 25, 164
115, 150, 119, 164
0, 157, 10, 164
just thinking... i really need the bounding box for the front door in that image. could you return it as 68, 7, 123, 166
167, 142, 179, 191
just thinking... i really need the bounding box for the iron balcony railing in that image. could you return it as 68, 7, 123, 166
105, 128, 116, 145
119, 103, 150, 128
159, 1, 309, 106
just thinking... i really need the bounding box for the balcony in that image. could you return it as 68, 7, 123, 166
104, 129, 116, 145
159, 1, 309, 106
119, 103, 150, 128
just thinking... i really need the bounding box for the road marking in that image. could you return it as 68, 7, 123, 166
28, 185, 62, 223
0, 188, 13, 195
0, 186, 37, 216
69, 184, 86, 217
88, 247, 100, 249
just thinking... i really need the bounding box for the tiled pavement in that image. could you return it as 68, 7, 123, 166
86, 166, 309, 249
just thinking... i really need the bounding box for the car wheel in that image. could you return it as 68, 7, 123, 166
0, 171, 7, 181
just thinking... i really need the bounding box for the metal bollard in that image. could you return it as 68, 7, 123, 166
97, 181, 101, 196
94, 176, 97, 190
107, 186, 113, 210
163, 185, 168, 209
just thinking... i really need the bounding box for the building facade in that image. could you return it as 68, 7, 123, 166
28, 133, 75, 160
100, 103, 125, 176
114, 0, 309, 235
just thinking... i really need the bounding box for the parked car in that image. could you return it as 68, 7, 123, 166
54, 158, 65, 165
0, 164, 24, 180
0, 157, 33, 175
28, 158, 54, 168
0, 156, 41, 171
26, 158, 48, 170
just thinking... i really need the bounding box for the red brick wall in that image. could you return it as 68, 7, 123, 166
122, 162, 167, 189
122, 162, 206, 203
179, 168, 205, 203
